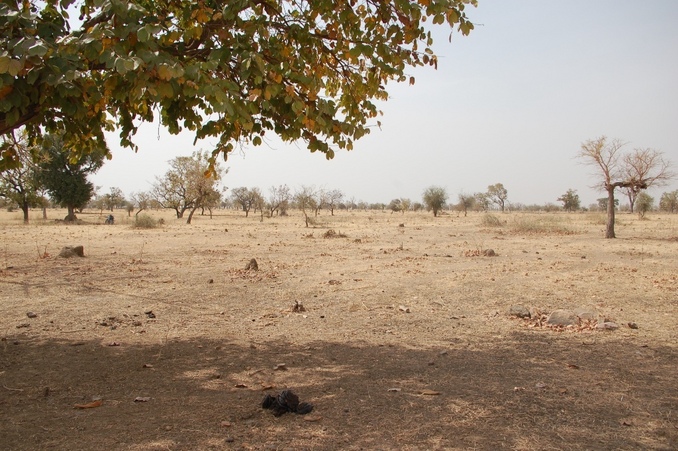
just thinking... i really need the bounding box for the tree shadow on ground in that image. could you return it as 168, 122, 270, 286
1, 332, 676, 450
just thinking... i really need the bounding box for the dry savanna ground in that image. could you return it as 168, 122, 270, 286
0, 208, 677, 451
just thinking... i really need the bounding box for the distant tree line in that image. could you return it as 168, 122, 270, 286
1, 134, 677, 229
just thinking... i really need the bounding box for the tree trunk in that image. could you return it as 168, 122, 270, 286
65, 205, 77, 221
21, 200, 29, 224
605, 187, 616, 238
42, 206, 47, 219
186, 206, 199, 224
624, 190, 636, 214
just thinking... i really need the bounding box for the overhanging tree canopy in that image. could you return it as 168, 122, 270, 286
0, 0, 476, 170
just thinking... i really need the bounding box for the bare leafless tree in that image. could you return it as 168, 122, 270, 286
313, 188, 327, 217
130, 191, 152, 217
621, 148, 675, 213
294, 185, 317, 227
578, 136, 674, 238
325, 189, 344, 216
579, 137, 628, 238
267, 184, 291, 217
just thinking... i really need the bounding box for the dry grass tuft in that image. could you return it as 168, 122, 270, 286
132, 213, 159, 229
323, 229, 347, 238
509, 215, 576, 235
480, 213, 504, 227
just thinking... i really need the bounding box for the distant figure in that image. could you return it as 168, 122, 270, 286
105, 214, 115, 225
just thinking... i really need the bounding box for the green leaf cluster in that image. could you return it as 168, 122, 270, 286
36, 133, 106, 216
0, 0, 476, 170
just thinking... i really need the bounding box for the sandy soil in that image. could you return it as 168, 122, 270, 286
0, 208, 676, 450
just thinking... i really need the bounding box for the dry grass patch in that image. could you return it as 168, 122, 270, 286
480, 213, 504, 227
509, 214, 577, 235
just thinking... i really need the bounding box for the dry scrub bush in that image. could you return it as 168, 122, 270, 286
323, 229, 347, 238
133, 214, 158, 229
480, 213, 504, 227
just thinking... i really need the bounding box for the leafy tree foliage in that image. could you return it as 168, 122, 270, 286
0, 132, 43, 223
230, 186, 262, 218
399, 198, 411, 213
98, 186, 127, 211
473, 192, 489, 212
200, 187, 223, 218
0, 0, 476, 170
388, 198, 403, 213
659, 190, 678, 213
596, 197, 619, 212
486, 183, 508, 212
388, 197, 411, 214
456, 193, 475, 216
152, 151, 225, 222
130, 191, 153, 217
89, 193, 106, 213
422, 186, 447, 217
635, 192, 653, 218
557, 189, 580, 212
36, 134, 105, 221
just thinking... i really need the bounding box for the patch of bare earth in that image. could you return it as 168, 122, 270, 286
0, 210, 676, 450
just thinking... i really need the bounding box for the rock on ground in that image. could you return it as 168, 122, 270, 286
509, 305, 531, 318
59, 246, 84, 258
546, 309, 578, 326
574, 306, 599, 321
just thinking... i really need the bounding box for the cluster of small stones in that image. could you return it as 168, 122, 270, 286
509, 305, 622, 331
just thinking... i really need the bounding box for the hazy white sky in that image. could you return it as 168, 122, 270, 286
91, 0, 678, 208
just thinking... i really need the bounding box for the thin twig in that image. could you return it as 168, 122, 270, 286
3, 385, 24, 392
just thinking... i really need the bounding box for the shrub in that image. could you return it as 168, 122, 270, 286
636, 192, 654, 218
323, 229, 347, 238
480, 213, 504, 227
133, 214, 158, 229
